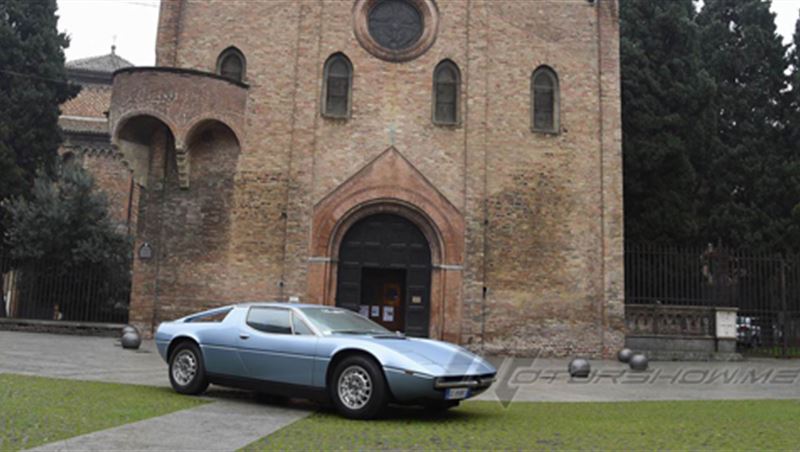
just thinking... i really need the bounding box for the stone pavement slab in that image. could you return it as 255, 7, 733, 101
0, 330, 167, 386
28, 399, 309, 452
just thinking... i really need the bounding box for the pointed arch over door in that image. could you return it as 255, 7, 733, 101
336, 213, 432, 337
307, 147, 465, 342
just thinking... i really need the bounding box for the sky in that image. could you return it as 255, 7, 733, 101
56, 0, 800, 67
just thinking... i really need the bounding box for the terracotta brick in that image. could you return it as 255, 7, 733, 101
113, 0, 624, 357
61, 84, 112, 119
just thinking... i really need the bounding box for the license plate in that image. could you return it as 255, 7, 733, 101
445, 387, 470, 400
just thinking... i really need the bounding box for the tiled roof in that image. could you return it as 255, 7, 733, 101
61, 84, 111, 118
66, 48, 134, 74
59, 116, 109, 135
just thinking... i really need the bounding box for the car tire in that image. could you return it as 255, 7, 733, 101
330, 355, 388, 420
168, 341, 209, 395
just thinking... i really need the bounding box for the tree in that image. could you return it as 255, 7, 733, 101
3, 162, 131, 321
620, 0, 716, 244
4, 162, 131, 269
784, 10, 800, 249
0, 0, 79, 316
697, 0, 794, 251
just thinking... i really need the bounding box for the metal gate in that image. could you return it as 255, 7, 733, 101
625, 244, 800, 358
1, 254, 130, 324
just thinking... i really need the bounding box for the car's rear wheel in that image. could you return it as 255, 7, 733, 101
168, 341, 209, 395
330, 355, 388, 419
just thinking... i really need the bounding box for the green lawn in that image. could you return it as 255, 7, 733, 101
243, 399, 800, 450
743, 346, 800, 358
0, 373, 206, 451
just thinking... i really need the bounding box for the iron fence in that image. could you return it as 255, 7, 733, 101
1, 254, 130, 324
626, 244, 800, 358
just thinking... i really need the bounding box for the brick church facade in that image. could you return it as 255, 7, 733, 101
110, 0, 624, 357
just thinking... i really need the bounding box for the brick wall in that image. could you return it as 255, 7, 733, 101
123, 0, 624, 357
59, 79, 135, 229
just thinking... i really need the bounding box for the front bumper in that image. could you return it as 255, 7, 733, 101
384, 368, 496, 403
433, 374, 496, 390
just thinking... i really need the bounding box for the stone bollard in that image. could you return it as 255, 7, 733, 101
121, 330, 141, 350
629, 353, 648, 371
568, 358, 591, 378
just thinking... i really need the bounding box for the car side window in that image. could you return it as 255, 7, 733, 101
186, 308, 232, 323
246, 307, 292, 334
291, 313, 314, 335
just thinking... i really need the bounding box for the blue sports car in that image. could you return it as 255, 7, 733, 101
155, 302, 496, 419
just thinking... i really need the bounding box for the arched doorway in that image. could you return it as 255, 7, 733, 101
335, 213, 432, 337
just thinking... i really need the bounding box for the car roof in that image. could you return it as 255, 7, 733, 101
233, 301, 338, 310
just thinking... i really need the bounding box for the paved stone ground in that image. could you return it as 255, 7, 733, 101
0, 331, 166, 386
0, 331, 312, 451
29, 399, 310, 452
3, 331, 799, 403
477, 356, 800, 403
2, 331, 799, 450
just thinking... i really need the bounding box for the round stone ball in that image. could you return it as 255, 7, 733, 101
121, 325, 138, 337
629, 353, 648, 371
568, 358, 591, 378
617, 348, 634, 363
121, 331, 141, 350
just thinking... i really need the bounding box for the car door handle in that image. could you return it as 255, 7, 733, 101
239, 333, 250, 340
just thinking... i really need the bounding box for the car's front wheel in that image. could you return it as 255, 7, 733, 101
330, 355, 388, 419
168, 341, 209, 395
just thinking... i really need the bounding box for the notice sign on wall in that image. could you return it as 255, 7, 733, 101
716, 308, 738, 339
383, 306, 394, 322
359, 305, 369, 318
370, 305, 380, 318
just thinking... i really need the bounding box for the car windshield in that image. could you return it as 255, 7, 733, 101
299, 307, 390, 335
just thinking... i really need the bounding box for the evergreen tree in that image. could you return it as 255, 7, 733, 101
0, 0, 78, 316
0, 0, 79, 240
784, 11, 800, 248
697, 0, 793, 251
3, 162, 131, 320
3, 162, 131, 270
790, 11, 800, 95
620, 0, 715, 244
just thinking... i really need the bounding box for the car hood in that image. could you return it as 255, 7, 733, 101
337, 335, 495, 376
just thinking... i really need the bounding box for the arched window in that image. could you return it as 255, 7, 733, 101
322, 53, 353, 118
531, 66, 559, 133
433, 60, 460, 125
216, 47, 246, 82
